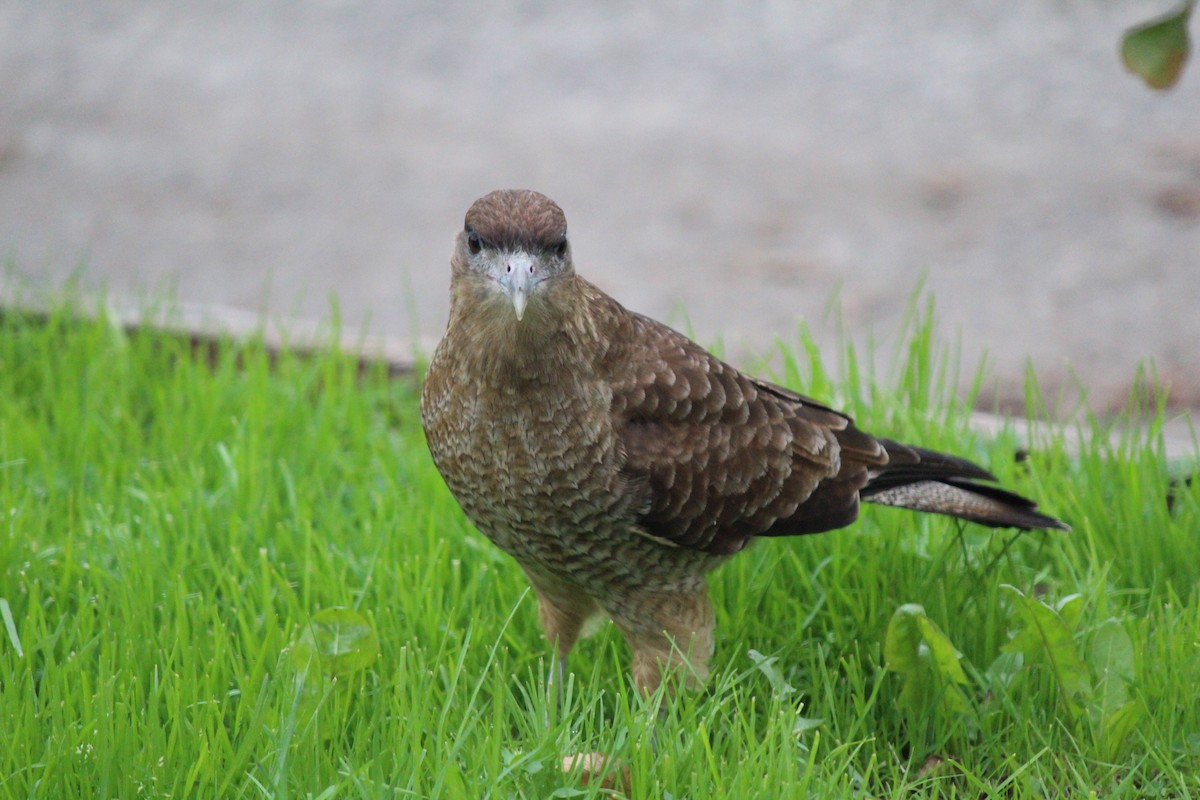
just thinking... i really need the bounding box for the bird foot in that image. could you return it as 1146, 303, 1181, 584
561, 751, 630, 796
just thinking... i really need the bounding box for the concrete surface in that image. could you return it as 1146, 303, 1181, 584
2, 1, 1198, 417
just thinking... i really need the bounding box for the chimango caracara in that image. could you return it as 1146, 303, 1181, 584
421, 189, 1066, 696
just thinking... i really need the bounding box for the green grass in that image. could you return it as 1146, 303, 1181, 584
1, 298, 1198, 799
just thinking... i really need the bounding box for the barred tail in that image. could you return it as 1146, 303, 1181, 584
860, 439, 1069, 531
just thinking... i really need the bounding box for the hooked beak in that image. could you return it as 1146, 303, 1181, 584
499, 252, 536, 321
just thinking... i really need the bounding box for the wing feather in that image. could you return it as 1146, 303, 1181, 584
598, 293, 883, 555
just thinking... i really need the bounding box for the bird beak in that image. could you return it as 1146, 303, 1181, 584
500, 252, 535, 321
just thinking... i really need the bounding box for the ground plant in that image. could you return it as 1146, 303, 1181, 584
1, 296, 1197, 798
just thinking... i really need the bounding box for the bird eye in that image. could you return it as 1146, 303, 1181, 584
466, 229, 483, 255
555, 238, 568, 258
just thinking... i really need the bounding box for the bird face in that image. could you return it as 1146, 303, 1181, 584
456, 189, 574, 324
463, 234, 564, 322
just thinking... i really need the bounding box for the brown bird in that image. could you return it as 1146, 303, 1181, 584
421, 189, 1066, 696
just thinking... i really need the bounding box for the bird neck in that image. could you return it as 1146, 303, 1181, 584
448, 275, 598, 383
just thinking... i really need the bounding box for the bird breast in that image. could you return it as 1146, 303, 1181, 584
422, 340, 630, 555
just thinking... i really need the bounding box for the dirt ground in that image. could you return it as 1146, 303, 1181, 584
2, 1, 1198, 419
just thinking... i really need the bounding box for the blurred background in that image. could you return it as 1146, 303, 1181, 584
2, 1, 1197, 414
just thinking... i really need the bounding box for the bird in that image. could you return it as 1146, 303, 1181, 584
420, 189, 1066, 697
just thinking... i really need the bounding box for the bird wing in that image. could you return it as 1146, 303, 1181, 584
604, 304, 889, 556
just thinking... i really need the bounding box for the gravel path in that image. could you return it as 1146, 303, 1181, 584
2, 1, 1198, 414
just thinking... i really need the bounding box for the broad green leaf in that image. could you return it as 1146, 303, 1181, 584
885, 604, 932, 718
1001, 585, 1092, 716
1090, 618, 1135, 719
932, 673, 971, 715
983, 650, 1023, 690
884, 603, 926, 674
1056, 593, 1085, 630
884, 604, 972, 716
917, 615, 969, 685
792, 715, 824, 736
1121, 3, 1193, 90
1090, 618, 1139, 758
292, 607, 380, 677
287, 609, 381, 742
748, 649, 795, 697
1099, 701, 1146, 761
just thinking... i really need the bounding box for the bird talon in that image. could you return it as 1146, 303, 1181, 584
561, 751, 631, 795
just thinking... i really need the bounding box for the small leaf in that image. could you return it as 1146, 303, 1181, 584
883, 603, 926, 674
1121, 3, 1193, 90
983, 650, 1024, 690
792, 715, 824, 736
1090, 618, 1139, 756
1090, 618, 1135, 718
1099, 700, 1145, 761
916, 616, 969, 685
884, 604, 972, 717
747, 649, 795, 697
1056, 594, 1085, 630
292, 608, 380, 677
1001, 585, 1092, 716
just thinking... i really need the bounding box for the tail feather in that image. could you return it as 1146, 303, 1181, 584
861, 440, 1068, 531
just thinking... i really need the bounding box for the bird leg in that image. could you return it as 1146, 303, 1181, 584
603, 587, 714, 761
548, 652, 567, 719
610, 586, 716, 700
527, 572, 598, 718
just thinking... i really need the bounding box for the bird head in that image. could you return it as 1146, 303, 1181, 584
452, 190, 574, 325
